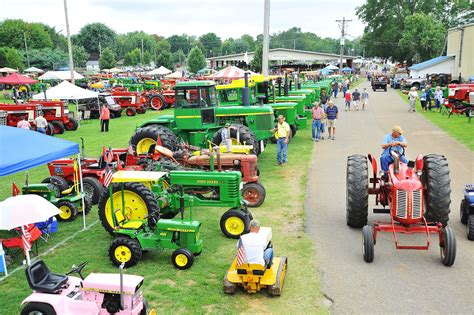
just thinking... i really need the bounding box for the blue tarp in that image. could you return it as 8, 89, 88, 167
341, 67, 353, 73
320, 68, 333, 75
0, 126, 79, 176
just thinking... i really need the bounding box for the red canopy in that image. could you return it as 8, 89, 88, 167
0, 73, 38, 85
208, 66, 254, 80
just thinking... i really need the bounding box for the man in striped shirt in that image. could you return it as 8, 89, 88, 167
311, 102, 324, 142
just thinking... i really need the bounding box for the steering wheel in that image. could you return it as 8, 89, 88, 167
144, 209, 160, 229
144, 209, 160, 220
66, 262, 88, 280
389, 145, 405, 157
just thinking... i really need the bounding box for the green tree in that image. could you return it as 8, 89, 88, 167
0, 19, 52, 50
99, 47, 116, 69
28, 48, 67, 70
156, 50, 173, 70
198, 32, 222, 57
399, 13, 446, 64
143, 51, 152, 65
221, 39, 235, 55
167, 34, 192, 54
38, 23, 67, 50
187, 46, 206, 73
124, 48, 141, 66
0, 47, 24, 70
172, 49, 186, 66
73, 45, 89, 68
77, 23, 117, 54
240, 34, 255, 51
232, 39, 249, 54
250, 44, 263, 73
115, 31, 157, 60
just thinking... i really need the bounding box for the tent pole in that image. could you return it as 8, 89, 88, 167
21, 226, 31, 266
77, 154, 86, 230
76, 100, 80, 128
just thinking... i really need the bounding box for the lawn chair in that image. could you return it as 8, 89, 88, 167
0, 224, 42, 262
35, 217, 58, 242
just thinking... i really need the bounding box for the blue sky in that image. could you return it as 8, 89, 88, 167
0, 0, 366, 39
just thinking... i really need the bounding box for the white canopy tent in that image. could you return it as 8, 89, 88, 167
32, 81, 98, 100
0, 67, 18, 73
38, 70, 84, 80
24, 67, 44, 73
148, 66, 172, 75
165, 70, 185, 79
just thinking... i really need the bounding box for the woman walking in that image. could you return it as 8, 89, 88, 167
420, 89, 427, 112
100, 105, 110, 132
408, 87, 418, 113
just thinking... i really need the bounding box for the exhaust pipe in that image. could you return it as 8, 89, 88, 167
242, 72, 250, 106
390, 150, 400, 174
119, 262, 125, 310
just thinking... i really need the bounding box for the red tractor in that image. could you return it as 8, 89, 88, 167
154, 144, 266, 207
0, 103, 55, 135
110, 91, 147, 116
144, 90, 175, 110
28, 100, 79, 134
445, 83, 474, 121
346, 149, 456, 266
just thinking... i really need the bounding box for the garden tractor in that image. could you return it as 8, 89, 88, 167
0, 103, 55, 135
129, 80, 275, 156
21, 260, 154, 315
111, 91, 147, 116
460, 184, 474, 240
98, 170, 253, 239
346, 148, 456, 266
106, 171, 202, 269
223, 227, 287, 296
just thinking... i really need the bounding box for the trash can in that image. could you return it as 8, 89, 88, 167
0, 243, 7, 276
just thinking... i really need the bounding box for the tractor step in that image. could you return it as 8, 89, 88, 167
373, 208, 390, 214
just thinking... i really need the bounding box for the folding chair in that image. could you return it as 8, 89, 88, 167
35, 217, 58, 242
0, 225, 42, 261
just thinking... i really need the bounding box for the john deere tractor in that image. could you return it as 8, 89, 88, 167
129, 81, 275, 156
98, 170, 253, 239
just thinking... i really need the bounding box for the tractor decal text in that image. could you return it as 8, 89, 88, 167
166, 228, 196, 233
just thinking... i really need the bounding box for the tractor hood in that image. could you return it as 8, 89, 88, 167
82, 273, 144, 295
214, 105, 273, 116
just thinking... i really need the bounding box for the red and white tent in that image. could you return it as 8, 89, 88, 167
208, 66, 255, 80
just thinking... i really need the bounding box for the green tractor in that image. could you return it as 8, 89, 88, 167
98, 170, 253, 239
106, 171, 203, 269
129, 81, 275, 156
21, 176, 92, 222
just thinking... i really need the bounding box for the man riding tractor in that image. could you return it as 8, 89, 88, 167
380, 125, 407, 181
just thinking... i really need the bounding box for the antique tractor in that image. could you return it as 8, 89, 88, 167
21, 260, 154, 314
107, 171, 202, 269
346, 149, 456, 266
28, 100, 78, 134
98, 170, 253, 239
111, 91, 147, 116
460, 184, 474, 240
129, 81, 275, 156
0, 103, 55, 135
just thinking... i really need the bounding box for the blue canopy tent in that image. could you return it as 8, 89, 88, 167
320, 68, 334, 76
341, 67, 353, 73
0, 126, 87, 229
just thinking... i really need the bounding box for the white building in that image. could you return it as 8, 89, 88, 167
86, 60, 100, 71
408, 56, 455, 78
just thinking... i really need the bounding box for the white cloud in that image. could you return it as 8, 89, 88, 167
0, 0, 366, 39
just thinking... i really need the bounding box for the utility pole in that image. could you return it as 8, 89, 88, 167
141, 38, 144, 65
99, 41, 102, 56
336, 17, 351, 73
63, 0, 75, 84
23, 32, 30, 68
262, 0, 271, 76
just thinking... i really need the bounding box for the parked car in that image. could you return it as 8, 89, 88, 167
391, 72, 409, 89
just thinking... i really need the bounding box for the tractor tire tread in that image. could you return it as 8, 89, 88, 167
346, 155, 369, 228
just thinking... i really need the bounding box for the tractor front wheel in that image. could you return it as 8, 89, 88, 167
149, 94, 166, 110
220, 209, 249, 239
21, 302, 56, 315
468, 215, 474, 241
422, 154, 451, 226
82, 177, 103, 205
126, 107, 137, 116
45, 122, 55, 136
362, 225, 374, 263
346, 155, 369, 228
440, 226, 456, 266
242, 182, 266, 207
78, 196, 92, 215
109, 236, 142, 268
64, 117, 78, 131
171, 248, 194, 270
137, 106, 146, 114
56, 200, 78, 222
52, 121, 65, 134
460, 199, 468, 224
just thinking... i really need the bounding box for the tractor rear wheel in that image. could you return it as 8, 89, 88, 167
64, 117, 78, 131
21, 302, 56, 315
42, 176, 70, 195
440, 226, 456, 266
98, 182, 159, 235
468, 215, 474, 241
290, 124, 297, 138
45, 122, 55, 136
362, 225, 374, 263
51, 121, 65, 134
56, 200, 78, 222
422, 154, 451, 226
149, 94, 166, 110
126, 107, 137, 116
109, 236, 142, 268
137, 106, 146, 114
460, 199, 468, 224
268, 256, 288, 296
171, 248, 194, 270
82, 177, 103, 205
242, 182, 266, 207
129, 125, 177, 155
211, 124, 258, 155
346, 155, 369, 228
220, 208, 249, 239
78, 196, 92, 215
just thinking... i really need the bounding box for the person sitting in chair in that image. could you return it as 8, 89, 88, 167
380, 125, 408, 180
238, 219, 273, 267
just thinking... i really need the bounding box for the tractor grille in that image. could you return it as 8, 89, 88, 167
228, 178, 240, 198
395, 190, 407, 219
412, 190, 422, 219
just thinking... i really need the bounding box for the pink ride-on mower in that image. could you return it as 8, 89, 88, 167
21, 260, 154, 315
346, 147, 456, 266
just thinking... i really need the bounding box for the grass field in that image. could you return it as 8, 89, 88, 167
396, 90, 474, 151
0, 110, 325, 314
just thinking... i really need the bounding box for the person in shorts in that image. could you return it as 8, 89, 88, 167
352, 88, 361, 111
325, 101, 338, 140
361, 88, 369, 111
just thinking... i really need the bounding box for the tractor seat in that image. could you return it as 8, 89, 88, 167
115, 210, 143, 230
25, 260, 68, 294
60, 187, 74, 196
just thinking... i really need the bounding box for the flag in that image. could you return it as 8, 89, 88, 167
105, 146, 114, 163
103, 163, 114, 188
12, 183, 20, 196
22, 225, 32, 253
236, 239, 246, 267
156, 135, 163, 147
127, 144, 134, 155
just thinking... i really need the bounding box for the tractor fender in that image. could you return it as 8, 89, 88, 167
367, 153, 378, 176
139, 115, 175, 129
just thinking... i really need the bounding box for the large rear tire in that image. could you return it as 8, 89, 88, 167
422, 154, 451, 226
129, 125, 177, 155
211, 124, 258, 155
149, 94, 167, 110
346, 155, 369, 228
42, 176, 70, 194
98, 182, 159, 235
51, 121, 65, 134
82, 176, 103, 205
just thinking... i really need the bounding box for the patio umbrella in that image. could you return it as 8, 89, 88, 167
0, 67, 18, 73
0, 194, 61, 265
0, 73, 38, 85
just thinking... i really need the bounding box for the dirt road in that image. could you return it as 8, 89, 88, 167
305, 80, 474, 313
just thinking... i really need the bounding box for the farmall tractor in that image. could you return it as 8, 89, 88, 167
28, 100, 79, 134
0, 103, 55, 135
111, 91, 147, 116
346, 149, 456, 266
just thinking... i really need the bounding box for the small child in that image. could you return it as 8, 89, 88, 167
344, 90, 351, 111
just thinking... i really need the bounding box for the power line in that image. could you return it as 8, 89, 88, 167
336, 17, 352, 71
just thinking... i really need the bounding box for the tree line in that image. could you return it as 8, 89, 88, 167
0, 19, 362, 73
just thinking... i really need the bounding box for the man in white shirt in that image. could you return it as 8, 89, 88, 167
34, 112, 48, 134
238, 220, 273, 266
